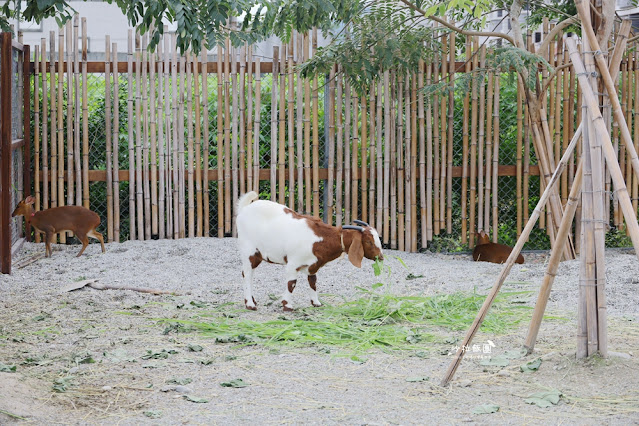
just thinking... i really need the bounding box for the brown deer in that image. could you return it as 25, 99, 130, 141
12, 196, 105, 257
473, 230, 524, 264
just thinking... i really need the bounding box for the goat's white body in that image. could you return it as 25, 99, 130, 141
236, 192, 324, 309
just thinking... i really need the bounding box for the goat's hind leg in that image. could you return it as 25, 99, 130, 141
281, 265, 298, 312
308, 274, 322, 307
242, 258, 258, 310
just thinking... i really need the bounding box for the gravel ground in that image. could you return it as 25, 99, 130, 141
1, 238, 638, 424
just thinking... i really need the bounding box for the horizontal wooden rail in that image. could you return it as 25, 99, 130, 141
37, 165, 542, 182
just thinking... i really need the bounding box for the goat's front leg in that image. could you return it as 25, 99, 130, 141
282, 266, 298, 311
308, 274, 322, 307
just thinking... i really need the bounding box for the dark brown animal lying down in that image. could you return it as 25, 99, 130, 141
472, 230, 524, 264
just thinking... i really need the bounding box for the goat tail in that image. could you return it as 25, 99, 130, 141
237, 191, 259, 213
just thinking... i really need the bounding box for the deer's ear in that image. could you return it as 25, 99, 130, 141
348, 232, 364, 268
25, 196, 35, 205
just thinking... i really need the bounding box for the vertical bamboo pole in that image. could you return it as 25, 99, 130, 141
287, 40, 295, 209
246, 45, 253, 195
433, 45, 440, 235
34, 44, 41, 242
383, 70, 391, 245
492, 74, 500, 242
634, 46, 639, 220
105, 37, 114, 242
516, 80, 523, 237
304, 34, 311, 213
141, 35, 150, 240
57, 30, 65, 243
376, 80, 383, 233
187, 52, 195, 238
421, 59, 430, 246
202, 44, 209, 236
73, 16, 81, 206
41, 39, 48, 216
253, 57, 261, 193
231, 45, 239, 235
239, 45, 246, 199
439, 36, 447, 234
312, 29, 320, 218
50, 32, 57, 213
369, 85, 376, 227
178, 53, 187, 238
217, 44, 224, 237
352, 90, 360, 222
127, 30, 135, 240
447, 26, 455, 233
390, 72, 397, 250
335, 72, 343, 226
150, 40, 158, 238
410, 72, 418, 252
135, 33, 144, 239
171, 33, 179, 239
112, 43, 120, 242
477, 46, 486, 233
194, 50, 202, 237
361, 92, 368, 225
469, 37, 478, 247
461, 36, 471, 246
278, 45, 286, 205
344, 77, 351, 224
164, 30, 173, 239
296, 33, 304, 212
523, 99, 530, 225
327, 68, 336, 225
270, 46, 278, 201
81, 20, 88, 209
397, 75, 405, 251
561, 43, 570, 206
223, 37, 231, 234
484, 69, 494, 233
157, 37, 166, 238
66, 21, 73, 207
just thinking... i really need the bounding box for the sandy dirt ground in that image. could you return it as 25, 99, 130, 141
1, 237, 638, 424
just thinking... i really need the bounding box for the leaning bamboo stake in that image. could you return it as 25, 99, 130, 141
66, 21, 73, 207
194, 50, 202, 237
312, 29, 320, 218
287, 39, 295, 209
271, 46, 279, 202
150, 41, 158, 238
187, 52, 195, 238
461, 36, 470, 246
525, 141, 584, 354
127, 30, 135, 240
566, 36, 639, 259
252, 56, 261, 194
202, 43, 209, 236
469, 37, 478, 247
441, 106, 583, 387
335, 73, 344, 226
105, 37, 114, 242
135, 33, 144, 239
217, 43, 224, 237
73, 15, 81, 207
41, 39, 48, 214
111, 42, 120, 242
57, 30, 65, 243
34, 44, 41, 243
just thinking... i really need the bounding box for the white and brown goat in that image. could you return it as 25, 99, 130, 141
236, 191, 384, 311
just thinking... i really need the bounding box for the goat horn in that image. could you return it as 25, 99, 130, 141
342, 225, 364, 232
353, 220, 369, 227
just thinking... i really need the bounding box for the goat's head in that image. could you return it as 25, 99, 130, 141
342, 221, 384, 267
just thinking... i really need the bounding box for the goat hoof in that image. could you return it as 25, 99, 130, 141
244, 299, 257, 311
281, 301, 294, 312
311, 300, 322, 307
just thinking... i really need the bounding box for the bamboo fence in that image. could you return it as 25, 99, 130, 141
25, 17, 639, 254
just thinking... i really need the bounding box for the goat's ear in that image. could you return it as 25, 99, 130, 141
348, 232, 364, 268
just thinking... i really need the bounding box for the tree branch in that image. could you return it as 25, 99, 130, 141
537, 14, 579, 55
398, 0, 516, 46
